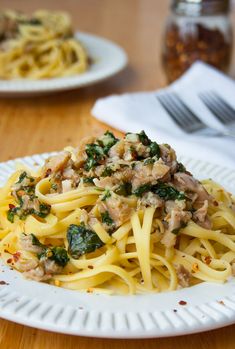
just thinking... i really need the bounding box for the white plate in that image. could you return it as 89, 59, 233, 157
0, 32, 127, 97
0, 153, 235, 338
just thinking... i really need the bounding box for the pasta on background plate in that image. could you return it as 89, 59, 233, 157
0, 10, 89, 79
0, 131, 235, 295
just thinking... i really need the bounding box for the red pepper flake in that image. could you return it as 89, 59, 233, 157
45, 169, 52, 177
205, 256, 212, 265
179, 300, 187, 306
13, 252, 21, 262
88, 265, 94, 269
7, 258, 13, 264
192, 263, 199, 273
0, 281, 9, 285
9, 204, 15, 209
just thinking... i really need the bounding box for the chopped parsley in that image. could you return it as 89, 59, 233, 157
101, 189, 111, 201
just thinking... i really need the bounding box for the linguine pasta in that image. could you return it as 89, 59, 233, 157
0, 131, 235, 295
0, 10, 89, 79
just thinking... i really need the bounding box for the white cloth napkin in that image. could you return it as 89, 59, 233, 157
92, 62, 235, 169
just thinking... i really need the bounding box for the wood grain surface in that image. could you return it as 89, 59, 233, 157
0, 0, 235, 348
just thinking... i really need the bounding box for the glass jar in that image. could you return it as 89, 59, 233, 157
162, 0, 233, 83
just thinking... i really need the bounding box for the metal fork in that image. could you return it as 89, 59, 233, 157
198, 91, 235, 130
156, 92, 235, 138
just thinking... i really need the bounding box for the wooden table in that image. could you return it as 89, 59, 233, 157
0, 0, 235, 348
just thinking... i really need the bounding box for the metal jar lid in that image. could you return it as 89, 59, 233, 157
172, 0, 230, 15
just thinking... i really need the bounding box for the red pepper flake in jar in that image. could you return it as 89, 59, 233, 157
179, 300, 187, 306
162, 0, 233, 83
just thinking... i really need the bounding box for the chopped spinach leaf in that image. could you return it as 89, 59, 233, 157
115, 182, 132, 196
133, 183, 152, 197
49, 247, 69, 267
101, 211, 114, 226
152, 182, 185, 201
17, 171, 35, 184
31, 233, 44, 247
67, 224, 104, 259
7, 174, 51, 223
101, 166, 114, 177
31, 234, 69, 267
51, 183, 58, 190
83, 177, 95, 184
149, 142, 160, 158
143, 158, 155, 165
177, 162, 186, 172
7, 210, 15, 223
138, 131, 151, 146
172, 221, 188, 235
84, 143, 106, 171
100, 131, 118, 154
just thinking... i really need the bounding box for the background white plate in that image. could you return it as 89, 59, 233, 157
0, 153, 235, 338
0, 32, 128, 97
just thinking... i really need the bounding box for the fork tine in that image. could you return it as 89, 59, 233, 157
163, 94, 193, 127
170, 92, 204, 126
157, 93, 205, 133
209, 92, 235, 122
158, 94, 192, 127
203, 92, 232, 123
199, 93, 230, 124
157, 94, 186, 129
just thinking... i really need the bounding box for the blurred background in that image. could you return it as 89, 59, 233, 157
1, 0, 234, 92
0, 0, 235, 159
